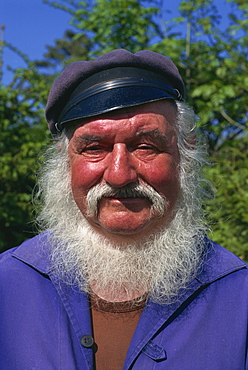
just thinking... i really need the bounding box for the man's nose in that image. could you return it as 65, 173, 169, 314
103, 144, 138, 187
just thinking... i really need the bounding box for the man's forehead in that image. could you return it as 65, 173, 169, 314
73, 129, 172, 150
69, 101, 177, 141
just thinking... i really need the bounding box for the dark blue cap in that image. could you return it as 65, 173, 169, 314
45, 49, 185, 135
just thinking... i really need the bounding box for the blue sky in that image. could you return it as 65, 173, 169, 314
1, 0, 72, 84
1, 0, 230, 85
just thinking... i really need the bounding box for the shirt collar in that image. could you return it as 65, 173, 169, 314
12, 233, 247, 284
195, 238, 246, 285
12, 232, 52, 274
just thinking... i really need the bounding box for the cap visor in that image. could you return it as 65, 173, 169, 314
60, 86, 175, 126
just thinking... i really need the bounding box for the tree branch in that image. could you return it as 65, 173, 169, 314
220, 110, 246, 130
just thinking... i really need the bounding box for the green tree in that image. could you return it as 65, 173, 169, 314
74, 0, 162, 54
44, 0, 161, 56
0, 52, 51, 252
35, 29, 91, 71
152, 0, 248, 154
206, 137, 248, 261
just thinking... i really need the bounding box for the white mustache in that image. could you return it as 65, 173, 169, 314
86, 181, 167, 218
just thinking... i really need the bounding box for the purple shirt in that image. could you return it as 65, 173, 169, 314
1, 233, 248, 369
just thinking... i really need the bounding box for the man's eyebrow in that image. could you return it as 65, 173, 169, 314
136, 129, 169, 146
73, 129, 170, 147
74, 134, 102, 145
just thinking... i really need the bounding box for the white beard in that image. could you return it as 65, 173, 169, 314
48, 204, 206, 304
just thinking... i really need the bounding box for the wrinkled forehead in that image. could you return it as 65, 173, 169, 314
65, 100, 178, 140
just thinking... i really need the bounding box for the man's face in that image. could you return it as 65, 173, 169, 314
68, 100, 180, 238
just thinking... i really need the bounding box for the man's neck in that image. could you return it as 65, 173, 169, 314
89, 283, 149, 303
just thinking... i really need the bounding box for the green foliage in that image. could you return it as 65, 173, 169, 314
35, 29, 91, 70
45, 0, 161, 56
205, 137, 248, 260
152, 0, 248, 157
0, 66, 50, 252
75, 0, 161, 54
1, 0, 248, 259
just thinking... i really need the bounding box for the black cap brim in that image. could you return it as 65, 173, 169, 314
56, 67, 183, 131
57, 85, 177, 130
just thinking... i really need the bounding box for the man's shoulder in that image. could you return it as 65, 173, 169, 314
197, 237, 248, 286
0, 232, 51, 276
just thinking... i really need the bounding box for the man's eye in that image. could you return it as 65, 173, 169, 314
139, 145, 153, 150
85, 146, 102, 151
136, 144, 159, 152
82, 145, 110, 155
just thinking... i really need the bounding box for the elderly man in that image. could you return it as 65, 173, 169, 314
1, 49, 247, 369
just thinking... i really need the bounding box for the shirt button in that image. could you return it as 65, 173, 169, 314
80, 335, 95, 348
